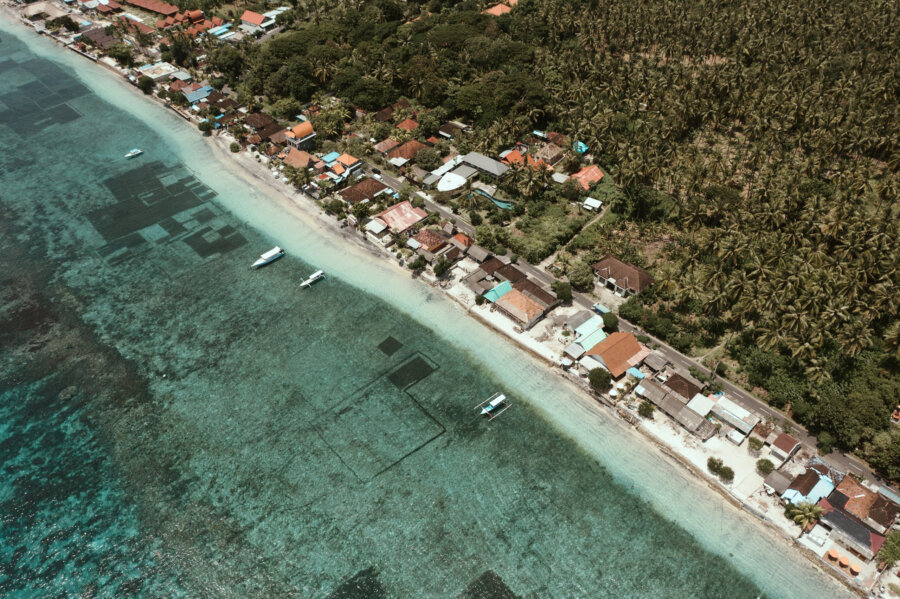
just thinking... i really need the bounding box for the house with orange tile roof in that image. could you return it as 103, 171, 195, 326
240, 10, 273, 31
396, 118, 419, 131
412, 228, 446, 253
585, 332, 650, 378
827, 475, 900, 534
495, 289, 545, 329
387, 140, 427, 165
336, 153, 362, 174
285, 120, 316, 150
501, 149, 551, 170
373, 138, 399, 154
571, 164, 604, 190
483, 3, 511, 16
375, 201, 428, 234
279, 147, 313, 170
123, 0, 177, 16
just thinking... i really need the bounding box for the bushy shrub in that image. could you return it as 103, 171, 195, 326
756, 459, 775, 475
638, 400, 654, 419
588, 368, 611, 392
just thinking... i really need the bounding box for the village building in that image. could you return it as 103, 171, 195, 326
585, 332, 650, 379
396, 118, 419, 131
662, 373, 702, 403
285, 121, 316, 150
782, 464, 836, 505
438, 121, 466, 139
571, 164, 604, 190
374, 98, 411, 122
123, 0, 177, 16
373, 200, 427, 235
386, 140, 427, 166
634, 379, 717, 440
340, 178, 389, 204
768, 433, 801, 465
592, 255, 654, 296
240, 10, 275, 32
280, 147, 313, 170
460, 152, 509, 179
827, 476, 900, 535
533, 142, 565, 165
373, 138, 399, 154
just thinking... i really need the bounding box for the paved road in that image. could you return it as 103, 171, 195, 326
362, 163, 880, 482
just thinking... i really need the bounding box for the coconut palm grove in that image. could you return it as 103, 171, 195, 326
192, 0, 900, 481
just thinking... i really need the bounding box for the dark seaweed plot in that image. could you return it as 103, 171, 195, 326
0, 59, 86, 137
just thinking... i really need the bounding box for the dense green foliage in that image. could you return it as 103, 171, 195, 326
551, 280, 572, 303
879, 531, 900, 567
638, 400, 653, 419
137, 75, 154, 94
201, 0, 900, 481
588, 368, 611, 392
756, 459, 774, 476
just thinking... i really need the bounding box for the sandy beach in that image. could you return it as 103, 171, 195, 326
0, 11, 860, 597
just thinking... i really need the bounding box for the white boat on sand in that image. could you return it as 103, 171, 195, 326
250, 246, 284, 269
300, 270, 324, 288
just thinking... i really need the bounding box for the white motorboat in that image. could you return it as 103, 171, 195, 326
124, 148, 143, 159
475, 392, 510, 420
250, 246, 285, 269
300, 270, 324, 288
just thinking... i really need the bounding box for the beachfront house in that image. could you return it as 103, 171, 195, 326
285, 121, 316, 150
768, 433, 801, 466
374, 200, 427, 235
340, 178, 389, 205
592, 255, 654, 296
782, 464, 836, 505
635, 380, 717, 440
584, 332, 650, 379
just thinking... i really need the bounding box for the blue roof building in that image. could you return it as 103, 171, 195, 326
183, 85, 213, 104
782, 464, 835, 505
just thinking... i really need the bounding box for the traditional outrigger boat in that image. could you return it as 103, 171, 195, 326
475, 392, 510, 420
250, 246, 284, 269
300, 270, 325, 288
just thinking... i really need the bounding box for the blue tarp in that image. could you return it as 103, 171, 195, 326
321, 151, 341, 164
483, 280, 512, 303
573, 140, 589, 154
627, 367, 645, 379
183, 85, 213, 104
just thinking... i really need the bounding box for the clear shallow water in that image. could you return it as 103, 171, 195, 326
0, 22, 850, 599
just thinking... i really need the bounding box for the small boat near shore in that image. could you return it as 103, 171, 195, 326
250, 246, 284, 269
475, 392, 510, 420
124, 148, 143, 159
300, 270, 324, 288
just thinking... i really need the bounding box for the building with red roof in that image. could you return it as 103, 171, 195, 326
396, 118, 418, 131
571, 164, 604, 190
123, 0, 177, 16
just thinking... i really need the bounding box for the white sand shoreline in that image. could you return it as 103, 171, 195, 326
0, 11, 860, 597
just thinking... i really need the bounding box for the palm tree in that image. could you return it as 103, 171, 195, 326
787, 502, 823, 529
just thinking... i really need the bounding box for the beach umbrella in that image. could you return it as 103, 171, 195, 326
849, 563, 861, 575
838, 556, 849, 567
826, 549, 838, 560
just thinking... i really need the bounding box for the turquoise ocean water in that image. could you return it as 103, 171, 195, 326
0, 22, 850, 599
